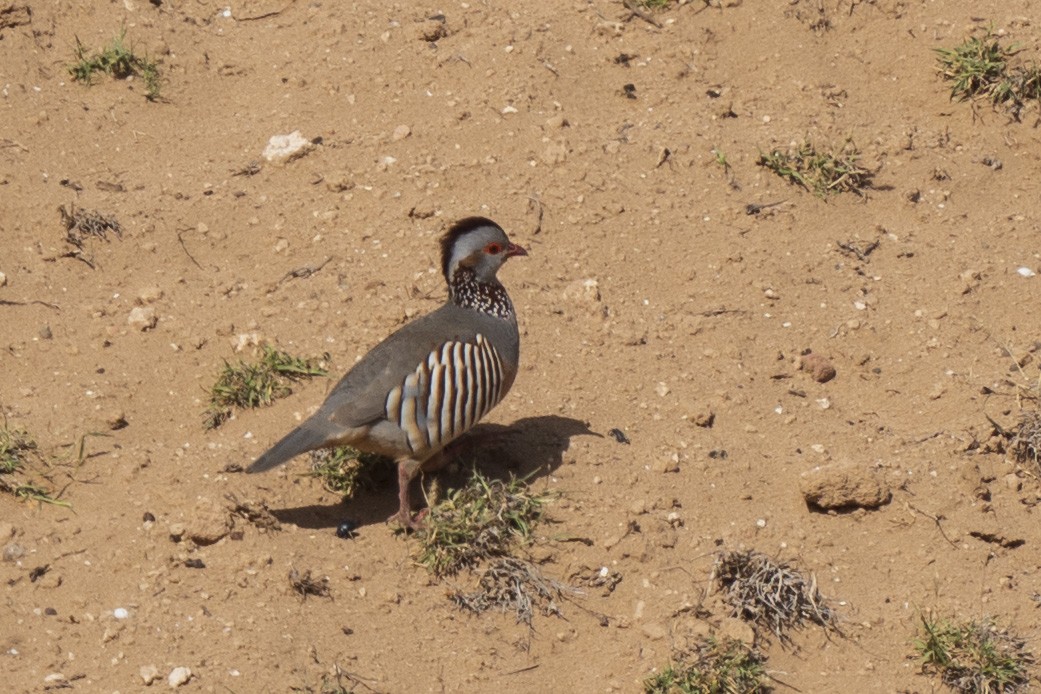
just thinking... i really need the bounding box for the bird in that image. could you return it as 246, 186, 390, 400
247, 217, 527, 529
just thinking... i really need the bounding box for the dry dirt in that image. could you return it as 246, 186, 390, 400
3, 0, 1041, 692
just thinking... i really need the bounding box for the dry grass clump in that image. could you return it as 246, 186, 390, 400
711, 550, 836, 645
306, 446, 387, 497
757, 139, 872, 197
1010, 410, 1041, 467
915, 614, 1033, 694
450, 557, 572, 627
413, 470, 549, 577
0, 425, 67, 506
204, 345, 328, 429
644, 637, 769, 694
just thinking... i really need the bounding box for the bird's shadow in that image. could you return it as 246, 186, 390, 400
269, 414, 600, 532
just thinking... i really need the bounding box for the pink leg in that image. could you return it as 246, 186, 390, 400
390, 458, 426, 530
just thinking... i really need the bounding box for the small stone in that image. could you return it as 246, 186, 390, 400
167, 666, 192, 688
0, 522, 14, 540
38, 325, 52, 340
693, 410, 715, 428
652, 456, 680, 474
801, 461, 891, 511
545, 114, 568, 129
140, 664, 160, 685
231, 332, 261, 352
137, 286, 164, 304
391, 124, 411, 141
797, 352, 836, 383
185, 497, 232, 545
262, 131, 315, 164
562, 278, 601, 305
0, 271, 7, 287
541, 141, 568, 165
128, 306, 158, 331
641, 622, 667, 640
43, 673, 66, 685
168, 523, 186, 542
107, 411, 128, 430
3, 542, 26, 562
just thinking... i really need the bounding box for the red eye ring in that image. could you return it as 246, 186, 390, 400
485, 242, 503, 254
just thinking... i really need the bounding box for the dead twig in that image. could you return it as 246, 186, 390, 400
176, 229, 204, 270
621, 0, 662, 28
268, 257, 333, 293
0, 299, 61, 310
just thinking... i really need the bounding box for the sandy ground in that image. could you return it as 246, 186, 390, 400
3, 0, 1041, 691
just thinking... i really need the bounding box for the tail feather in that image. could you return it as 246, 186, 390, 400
248, 424, 331, 473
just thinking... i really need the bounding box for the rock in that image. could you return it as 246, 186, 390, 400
185, 497, 232, 545
641, 622, 667, 640
128, 306, 158, 331
797, 352, 836, 383
167, 666, 192, 688
231, 332, 261, 352
391, 124, 411, 141
38, 324, 52, 340
262, 131, 315, 164
2, 542, 26, 562
693, 410, 715, 428
652, 456, 680, 474
562, 278, 601, 304
107, 411, 129, 430
168, 523, 186, 542
0, 271, 8, 287
801, 461, 891, 511
137, 286, 164, 304
717, 617, 756, 646
410, 17, 448, 42
140, 664, 160, 685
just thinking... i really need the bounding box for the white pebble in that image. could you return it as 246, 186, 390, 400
756, 518, 767, 528
1017, 266, 1036, 277
113, 607, 129, 619
168, 666, 192, 688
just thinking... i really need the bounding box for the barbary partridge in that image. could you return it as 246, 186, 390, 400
248, 217, 526, 528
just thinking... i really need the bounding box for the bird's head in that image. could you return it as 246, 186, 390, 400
440, 217, 527, 285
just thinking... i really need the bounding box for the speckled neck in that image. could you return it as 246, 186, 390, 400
449, 267, 515, 320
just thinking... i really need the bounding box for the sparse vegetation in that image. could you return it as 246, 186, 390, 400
307, 446, 387, 497
712, 550, 836, 645
413, 470, 549, 576
59, 204, 122, 246
204, 345, 328, 429
936, 30, 1041, 119
1011, 409, 1041, 467
644, 638, 769, 694
69, 30, 162, 100
0, 424, 67, 506
451, 556, 572, 626
758, 139, 872, 197
915, 614, 1033, 694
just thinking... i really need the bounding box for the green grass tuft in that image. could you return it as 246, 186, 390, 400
644, 638, 769, 694
70, 30, 162, 101
413, 469, 550, 577
307, 446, 388, 497
936, 31, 1041, 120
758, 139, 872, 197
915, 614, 1033, 694
204, 345, 328, 429
0, 425, 69, 506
